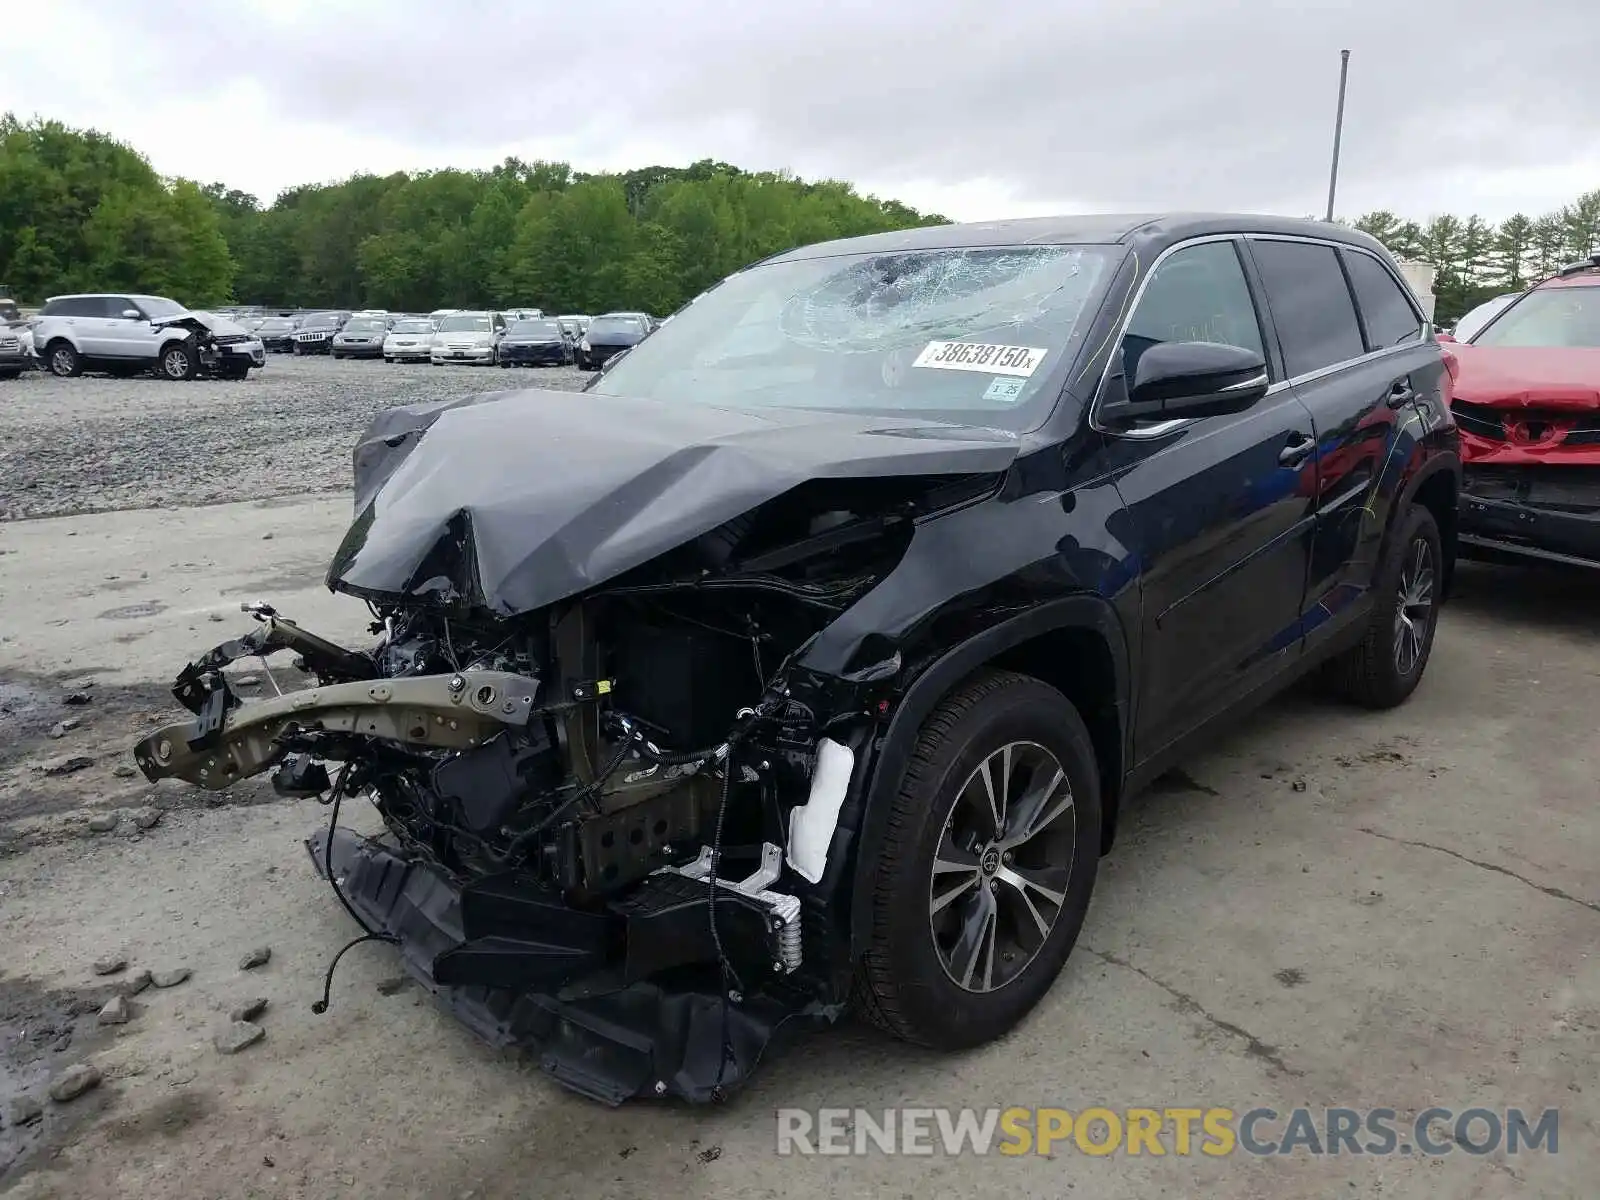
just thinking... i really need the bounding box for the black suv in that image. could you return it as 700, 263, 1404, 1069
136, 214, 1459, 1104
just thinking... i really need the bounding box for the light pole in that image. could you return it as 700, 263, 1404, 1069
1324, 49, 1351, 222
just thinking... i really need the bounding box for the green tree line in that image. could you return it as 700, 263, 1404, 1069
0, 114, 947, 314
1351, 192, 1600, 323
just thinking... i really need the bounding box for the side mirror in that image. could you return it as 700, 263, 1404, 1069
121, 309, 142, 320
1101, 341, 1269, 425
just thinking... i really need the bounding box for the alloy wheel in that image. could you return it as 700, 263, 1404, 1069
929, 740, 1076, 993
1393, 535, 1435, 676
162, 348, 190, 379
50, 347, 75, 376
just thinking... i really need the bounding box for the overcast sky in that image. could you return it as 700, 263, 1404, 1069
9, 0, 1599, 226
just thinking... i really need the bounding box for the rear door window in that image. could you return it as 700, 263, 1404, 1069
1249, 240, 1366, 377
1342, 252, 1423, 349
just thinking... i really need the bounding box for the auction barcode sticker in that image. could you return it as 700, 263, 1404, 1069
913, 341, 1049, 377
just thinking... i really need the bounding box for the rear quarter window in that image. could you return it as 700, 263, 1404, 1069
1249, 240, 1366, 377
1342, 251, 1423, 349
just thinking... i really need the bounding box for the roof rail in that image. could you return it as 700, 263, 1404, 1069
1555, 253, 1600, 277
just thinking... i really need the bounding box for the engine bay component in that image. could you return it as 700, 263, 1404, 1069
652, 842, 803, 974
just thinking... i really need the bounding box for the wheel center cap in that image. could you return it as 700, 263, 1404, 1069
980, 847, 1001, 875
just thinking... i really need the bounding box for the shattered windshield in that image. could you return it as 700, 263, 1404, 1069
590, 245, 1115, 426
1472, 286, 1600, 348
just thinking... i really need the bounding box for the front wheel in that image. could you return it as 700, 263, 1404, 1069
1323, 505, 1443, 708
46, 341, 82, 378
159, 341, 198, 381
855, 670, 1101, 1050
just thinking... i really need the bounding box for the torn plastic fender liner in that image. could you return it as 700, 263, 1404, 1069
307, 826, 839, 1104
132, 670, 541, 788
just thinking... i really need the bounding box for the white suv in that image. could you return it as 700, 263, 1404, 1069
33, 294, 266, 380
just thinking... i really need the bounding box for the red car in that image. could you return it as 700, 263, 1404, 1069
1441, 256, 1600, 568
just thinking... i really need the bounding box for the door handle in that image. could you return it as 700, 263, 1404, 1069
1386, 380, 1416, 409
1279, 433, 1316, 467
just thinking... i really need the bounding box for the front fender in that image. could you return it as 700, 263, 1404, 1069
843, 593, 1130, 957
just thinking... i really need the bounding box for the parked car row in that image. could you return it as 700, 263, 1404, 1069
2, 294, 667, 381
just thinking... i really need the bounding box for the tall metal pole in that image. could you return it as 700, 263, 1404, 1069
1324, 49, 1351, 222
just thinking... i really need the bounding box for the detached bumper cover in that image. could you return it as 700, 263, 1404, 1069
307, 826, 834, 1104
1460, 466, 1600, 568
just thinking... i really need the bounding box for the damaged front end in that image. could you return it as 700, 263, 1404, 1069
1449, 344, 1600, 568
135, 451, 1004, 1102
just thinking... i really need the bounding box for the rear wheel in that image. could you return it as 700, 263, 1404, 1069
46, 341, 82, 378
1323, 505, 1442, 708
159, 340, 198, 381
855, 670, 1101, 1050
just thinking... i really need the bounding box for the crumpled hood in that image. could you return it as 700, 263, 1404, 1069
1449, 344, 1600, 410
328, 388, 1022, 614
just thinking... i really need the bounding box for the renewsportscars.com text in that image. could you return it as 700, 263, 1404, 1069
775, 1106, 1560, 1157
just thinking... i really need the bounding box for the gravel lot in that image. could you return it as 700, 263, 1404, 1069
0, 356, 592, 521
0, 364, 1596, 1198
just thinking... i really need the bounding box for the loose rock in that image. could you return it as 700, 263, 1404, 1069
238, 946, 271, 971
92, 954, 128, 976
98, 995, 132, 1025
261, 532, 274, 540
63, 691, 93, 706
131, 807, 162, 830
47, 1063, 103, 1103
214, 1021, 265, 1055
6, 1095, 44, 1127
87, 812, 121, 834
118, 969, 153, 997
47, 722, 68, 739
208, 612, 225, 622
112, 764, 137, 778
37, 755, 94, 776
230, 996, 269, 1022
150, 966, 192, 989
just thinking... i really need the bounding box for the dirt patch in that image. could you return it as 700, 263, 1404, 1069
0, 666, 306, 853
0, 974, 120, 1187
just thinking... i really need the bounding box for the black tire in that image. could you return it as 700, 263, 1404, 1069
158, 340, 198, 381
855, 670, 1102, 1050
1323, 505, 1442, 709
45, 340, 82, 378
